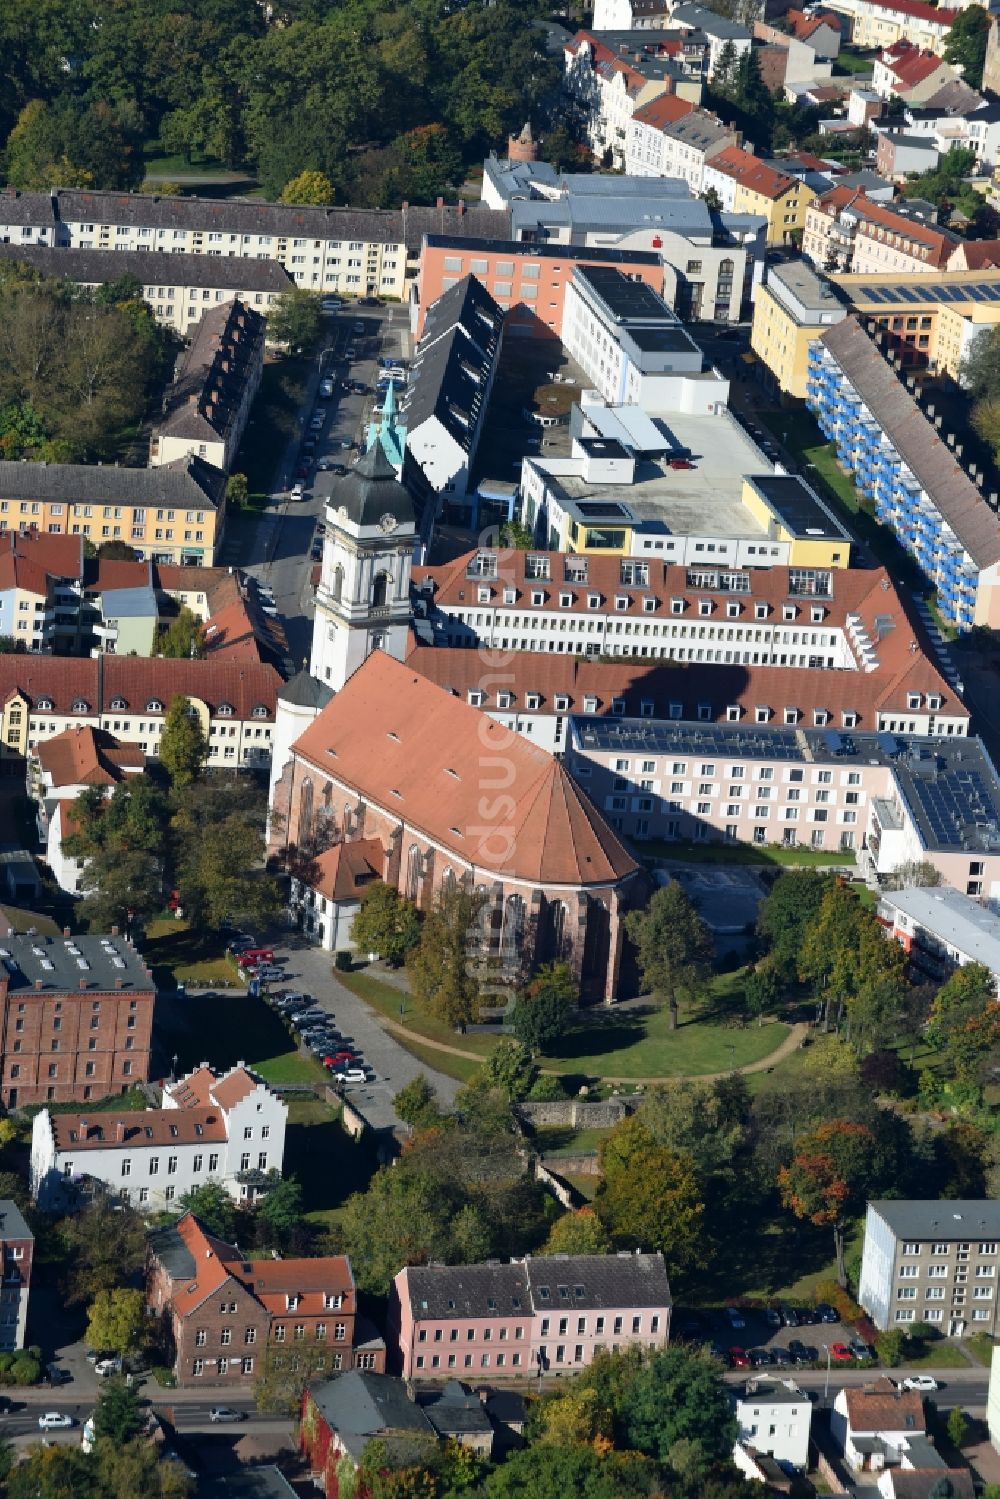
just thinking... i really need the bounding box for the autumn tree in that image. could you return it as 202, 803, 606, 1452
158, 695, 208, 789
408, 886, 484, 1029
269, 287, 321, 355
845, 917, 909, 1055
350, 881, 421, 966
512, 961, 577, 1055
63, 777, 167, 932
624, 882, 713, 1030
756, 870, 831, 980
595, 1115, 704, 1271
85, 1287, 148, 1359
540, 1208, 611, 1257
393, 1075, 443, 1131
59, 1201, 146, 1306
778, 1119, 879, 1284
928, 962, 1000, 1084
798, 880, 867, 1027
159, 607, 206, 660
279, 170, 335, 204
639, 1075, 749, 1184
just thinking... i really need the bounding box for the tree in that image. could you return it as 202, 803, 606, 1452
944, 5, 990, 89
478, 1038, 537, 1100
225, 472, 249, 510
756, 870, 830, 980
279, 170, 335, 205
268, 287, 321, 355
59, 1202, 146, 1306
498, 519, 534, 549
393, 1075, 442, 1131
625, 882, 713, 1030
744, 962, 779, 1026
947, 1406, 968, 1449
255, 1341, 346, 1416
176, 1181, 240, 1241
512, 962, 577, 1054
97, 539, 137, 561
407, 886, 484, 1029
63, 777, 168, 932
158, 695, 208, 789
484, 1445, 658, 1499
337, 1167, 459, 1296
85, 1288, 147, 1359
93, 1377, 146, 1443
846, 918, 909, 1055
540, 1207, 611, 1257
619, 1345, 738, 1477
595, 1115, 704, 1270
880, 861, 943, 891
350, 881, 421, 966
928, 962, 1000, 1083
171, 780, 282, 932
255, 1178, 305, 1248
159, 607, 206, 660
639, 1076, 749, 1183
798, 880, 867, 1028
777, 1119, 879, 1284
540, 125, 579, 172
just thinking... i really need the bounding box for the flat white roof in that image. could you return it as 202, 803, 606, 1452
880, 885, 1000, 974
581, 399, 671, 454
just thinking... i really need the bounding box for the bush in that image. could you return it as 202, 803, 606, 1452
334, 951, 353, 972
947, 1406, 968, 1449
151, 1365, 177, 1387
7, 1354, 41, 1386
814, 1279, 862, 1322
527, 1073, 567, 1102
875, 1328, 905, 1367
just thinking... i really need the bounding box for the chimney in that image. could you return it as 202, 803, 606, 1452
436, 197, 444, 209
115, 978, 124, 990
63, 927, 70, 938
458, 199, 466, 216
34, 979, 42, 991
111, 925, 119, 937
935, 414, 943, 430
79, 978, 87, 990
116, 1120, 126, 1142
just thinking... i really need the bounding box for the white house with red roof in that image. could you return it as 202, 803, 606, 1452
291, 839, 386, 954
30, 725, 146, 895
29, 1062, 287, 1212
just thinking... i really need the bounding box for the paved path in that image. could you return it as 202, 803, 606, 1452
375, 1012, 810, 1085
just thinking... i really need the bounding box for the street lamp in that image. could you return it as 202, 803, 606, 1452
317, 346, 336, 376
820, 1343, 832, 1403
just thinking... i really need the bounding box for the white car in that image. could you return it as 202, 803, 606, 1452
320, 298, 342, 312
95, 1357, 122, 1377
38, 1412, 75, 1430
335, 1067, 369, 1085
319, 379, 334, 398
290, 483, 303, 502
209, 1406, 246, 1423
901, 1375, 938, 1392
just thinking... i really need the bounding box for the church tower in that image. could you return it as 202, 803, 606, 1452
309, 440, 416, 692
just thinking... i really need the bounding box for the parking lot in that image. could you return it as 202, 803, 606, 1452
673, 1301, 876, 1375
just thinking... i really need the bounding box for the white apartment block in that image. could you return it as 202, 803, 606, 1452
733, 1378, 812, 1472
859, 1200, 1000, 1338
624, 105, 737, 191
561, 266, 704, 408
30, 1064, 288, 1213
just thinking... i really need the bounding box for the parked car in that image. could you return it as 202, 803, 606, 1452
39, 1413, 75, 1430
728, 1347, 749, 1369
290, 483, 304, 502
320, 298, 343, 312
748, 1348, 772, 1368
319, 378, 334, 398
901, 1375, 938, 1392
95, 1357, 122, 1377
282, 992, 311, 1008
724, 1307, 746, 1329
241, 948, 275, 966
669, 458, 695, 470
209, 1407, 246, 1423
770, 1346, 792, 1366
787, 1341, 817, 1365
815, 1303, 839, 1324
779, 1305, 800, 1327
336, 1067, 369, 1085
830, 1343, 853, 1362
352, 321, 365, 334
255, 966, 283, 983
358, 297, 381, 307
309, 412, 325, 431
331, 463, 348, 477
849, 1339, 874, 1360
764, 1307, 782, 1329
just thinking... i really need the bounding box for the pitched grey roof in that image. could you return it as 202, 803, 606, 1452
818, 318, 1000, 569
278, 669, 334, 710
336, 440, 415, 529
157, 298, 264, 445
49, 189, 512, 251
0, 242, 292, 294
308, 1372, 435, 1462
404, 275, 504, 454
661, 111, 736, 151
672, 3, 752, 40
0, 190, 60, 227
0, 455, 226, 509
0, 1202, 33, 1244
403, 1252, 671, 1318
869, 1199, 1000, 1241
421, 1382, 494, 1439
405, 1262, 530, 1319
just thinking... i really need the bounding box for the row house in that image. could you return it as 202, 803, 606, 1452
149, 299, 265, 474
0, 454, 226, 568
0, 653, 281, 771
0, 930, 154, 1110
625, 100, 738, 190
569, 714, 1000, 894
877, 99, 1000, 177
871, 41, 959, 102
0, 242, 291, 336
562, 31, 703, 170
671, 4, 753, 78
388, 1252, 671, 1379
31, 1063, 287, 1213
845, 0, 957, 55
147, 1211, 383, 1387
802, 188, 958, 275
806, 317, 1000, 631
268, 650, 644, 1003
0, 188, 512, 301
0, 1203, 33, 1351
703, 147, 816, 246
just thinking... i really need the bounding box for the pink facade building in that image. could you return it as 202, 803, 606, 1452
388, 1252, 671, 1380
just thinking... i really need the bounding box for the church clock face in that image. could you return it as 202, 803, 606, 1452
378, 513, 398, 534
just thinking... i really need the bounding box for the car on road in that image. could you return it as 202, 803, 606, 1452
330, 463, 348, 477
901, 1375, 938, 1392
815, 1303, 839, 1324
209, 1407, 246, 1423
358, 297, 381, 307
290, 483, 304, 502
830, 1343, 853, 1362
38, 1413, 75, 1430
309, 412, 325, 431
728, 1347, 749, 1369
350, 381, 370, 395
724, 1307, 745, 1329
319, 378, 334, 398
317, 459, 332, 471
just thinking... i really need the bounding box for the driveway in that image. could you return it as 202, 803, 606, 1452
273, 933, 462, 1130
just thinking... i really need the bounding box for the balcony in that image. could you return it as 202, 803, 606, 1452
235, 1167, 282, 1189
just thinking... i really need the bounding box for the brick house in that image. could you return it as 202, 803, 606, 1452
0, 1201, 33, 1351
147, 1211, 384, 1388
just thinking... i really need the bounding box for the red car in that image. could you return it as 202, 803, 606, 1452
728, 1347, 750, 1369
669, 457, 696, 470
830, 1343, 853, 1361
324, 1052, 355, 1069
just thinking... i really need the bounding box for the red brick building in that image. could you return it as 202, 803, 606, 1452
146, 1211, 384, 1388
0, 931, 154, 1109
0, 1201, 33, 1350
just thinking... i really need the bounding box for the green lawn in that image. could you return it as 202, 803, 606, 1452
904, 1341, 970, 1369
285, 1096, 382, 1229
339, 970, 498, 1057
0, 904, 60, 937
143, 919, 238, 988
966, 1332, 996, 1366
154, 989, 329, 1086
530, 1125, 614, 1157
639, 837, 854, 868
832, 49, 876, 76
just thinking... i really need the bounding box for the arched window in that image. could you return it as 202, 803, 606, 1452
548, 900, 567, 959
372, 572, 389, 609
72, 699, 91, 713
332, 564, 344, 604
502, 894, 525, 958
146, 699, 163, 713
110, 697, 128, 711
406, 845, 423, 902
217, 702, 233, 717
442, 867, 457, 896
719, 258, 735, 275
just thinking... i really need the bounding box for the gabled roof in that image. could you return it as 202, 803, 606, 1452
631, 94, 696, 129
308, 1372, 435, 1462
156, 299, 265, 446
818, 318, 1000, 568
842, 1377, 925, 1435
0, 530, 84, 586
35, 726, 144, 788
708, 146, 798, 199
0, 454, 226, 509
309, 839, 384, 902
870, 0, 956, 23
887, 47, 946, 88
950, 238, 1000, 271
290, 652, 639, 888
0, 241, 292, 295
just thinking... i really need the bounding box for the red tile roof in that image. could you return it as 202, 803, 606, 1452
950, 239, 1000, 271
888, 47, 945, 87
0, 656, 281, 719
290, 652, 639, 888
843, 1377, 925, 1434
35, 726, 144, 787
873, 0, 956, 23
707, 146, 798, 200
166, 1063, 261, 1112
310, 839, 384, 902
632, 94, 696, 129
49, 1107, 227, 1151
0, 529, 84, 584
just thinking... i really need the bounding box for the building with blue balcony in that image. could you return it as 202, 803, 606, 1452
806, 316, 1000, 633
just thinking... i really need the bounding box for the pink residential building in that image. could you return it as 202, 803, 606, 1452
388, 1252, 672, 1381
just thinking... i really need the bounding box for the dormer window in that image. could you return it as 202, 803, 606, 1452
727, 602, 740, 618
72, 699, 90, 713
587, 593, 600, 609
640, 700, 654, 718
497, 692, 513, 710
813, 709, 830, 726
907, 693, 921, 710
286, 1294, 300, 1311
614, 596, 629, 611
755, 604, 767, 621
559, 592, 573, 608
583, 696, 598, 713
217, 703, 234, 717
811, 607, 824, 623
698, 600, 711, 617
669, 702, 682, 720
782, 605, 795, 622
642, 597, 656, 613
477, 586, 490, 604
697, 703, 711, 721
554, 695, 569, 712
468, 690, 484, 707
146, 699, 164, 712
503, 588, 516, 605
611, 698, 625, 716
784, 708, 798, 725
109, 698, 128, 711
37, 698, 53, 711
755, 706, 770, 723
727, 705, 741, 722
252, 705, 268, 719
526, 694, 541, 710
670, 598, 684, 615
531, 590, 544, 607
842, 711, 858, 728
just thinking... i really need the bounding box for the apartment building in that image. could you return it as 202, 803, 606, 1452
0, 931, 154, 1110
414, 236, 663, 340
624, 94, 694, 173
148, 1210, 380, 1388
388, 1252, 671, 1380
149, 299, 265, 473
563, 30, 704, 168
625, 103, 737, 191
0, 531, 85, 654
703, 147, 816, 245
802, 188, 959, 276
672, 4, 753, 76
0, 655, 281, 771
561, 265, 703, 406
859, 1200, 1000, 1337
569, 717, 1000, 888
0, 187, 512, 301
871, 41, 958, 102
31, 1063, 287, 1212
807, 317, 1000, 630
877, 885, 1000, 986
0, 456, 227, 567
0, 243, 292, 335
845, 0, 957, 55
0, 1204, 33, 1351
750, 259, 847, 398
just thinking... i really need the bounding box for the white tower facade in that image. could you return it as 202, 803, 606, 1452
310, 442, 416, 692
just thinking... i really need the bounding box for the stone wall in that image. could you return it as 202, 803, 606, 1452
516, 1098, 637, 1129
540, 1151, 600, 1177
